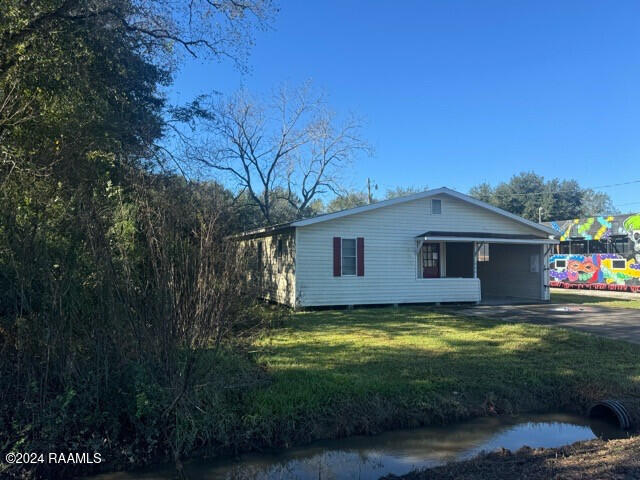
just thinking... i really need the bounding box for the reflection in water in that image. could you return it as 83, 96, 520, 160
90, 413, 625, 480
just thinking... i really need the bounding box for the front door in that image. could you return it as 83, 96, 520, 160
422, 242, 440, 278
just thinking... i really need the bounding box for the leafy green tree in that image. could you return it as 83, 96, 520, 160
327, 190, 370, 212
541, 179, 584, 220
324, 186, 427, 215
490, 172, 547, 220
384, 185, 427, 199
233, 187, 325, 228
582, 189, 618, 216
469, 172, 613, 221
0, 1, 274, 478
468, 182, 493, 203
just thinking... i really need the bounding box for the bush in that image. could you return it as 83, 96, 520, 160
0, 171, 260, 479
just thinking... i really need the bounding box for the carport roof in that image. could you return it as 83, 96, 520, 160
416, 231, 559, 244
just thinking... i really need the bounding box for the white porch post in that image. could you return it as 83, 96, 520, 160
416, 239, 424, 278
473, 241, 482, 304
473, 241, 486, 278
473, 241, 478, 278
542, 244, 552, 301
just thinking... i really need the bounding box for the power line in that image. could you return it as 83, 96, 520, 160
591, 179, 640, 189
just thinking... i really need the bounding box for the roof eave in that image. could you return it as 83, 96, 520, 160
419, 236, 559, 245
227, 222, 294, 240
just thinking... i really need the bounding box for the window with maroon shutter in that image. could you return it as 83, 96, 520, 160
341, 239, 357, 275
333, 237, 341, 276
357, 237, 364, 276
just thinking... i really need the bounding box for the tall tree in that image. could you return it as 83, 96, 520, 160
468, 182, 493, 203
582, 188, 618, 216
491, 172, 547, 220
327, 190, 370, 212
541, 179, 584, 220
0, 1, 275, 478
1, 0, 272, 179
186, 84, 370, 224
384, 185, 427, 199
469, 172, 614, 221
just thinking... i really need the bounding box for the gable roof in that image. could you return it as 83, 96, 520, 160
232, 187, 559, 239
291, 187, 558, 237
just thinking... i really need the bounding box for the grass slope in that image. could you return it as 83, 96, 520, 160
241, 307, 640, 449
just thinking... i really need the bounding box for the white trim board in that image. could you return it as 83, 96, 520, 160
421, 236, 559, 245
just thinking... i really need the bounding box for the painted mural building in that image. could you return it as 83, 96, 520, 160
542, 213, 640, 292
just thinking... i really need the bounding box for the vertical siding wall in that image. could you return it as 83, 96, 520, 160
240, 230, 296, 307
295, 195, 545, 307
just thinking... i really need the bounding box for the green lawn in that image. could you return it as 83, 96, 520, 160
241, 307, 640, 448
551, 290, 640, 309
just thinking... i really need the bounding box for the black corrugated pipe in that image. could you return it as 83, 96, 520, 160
589, 399, 635, 429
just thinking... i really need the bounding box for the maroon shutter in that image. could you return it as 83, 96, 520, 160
333, 237, 341, 276
357, 237, 364, 276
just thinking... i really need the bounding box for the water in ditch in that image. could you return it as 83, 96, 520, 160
90, 412, 625, 480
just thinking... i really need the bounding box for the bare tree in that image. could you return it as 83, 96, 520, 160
189, 84, 370, 224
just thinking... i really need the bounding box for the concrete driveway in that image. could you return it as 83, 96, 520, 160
451, 303, 640, 344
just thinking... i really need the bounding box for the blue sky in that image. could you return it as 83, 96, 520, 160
170, 0, 640, 211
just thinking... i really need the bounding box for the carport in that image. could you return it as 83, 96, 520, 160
416, 232, 558, 303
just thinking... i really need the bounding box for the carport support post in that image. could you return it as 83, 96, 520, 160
473, 242, 477, 278
543, 244, 553, 301
473, 241, 484, 278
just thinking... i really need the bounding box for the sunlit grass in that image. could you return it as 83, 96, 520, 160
240, 307, 640, 446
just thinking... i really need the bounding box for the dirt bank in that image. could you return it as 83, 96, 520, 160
383, 436, 640, 480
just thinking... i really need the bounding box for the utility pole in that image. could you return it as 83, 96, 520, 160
538, 206, 543, 223
367, 178, 377, 204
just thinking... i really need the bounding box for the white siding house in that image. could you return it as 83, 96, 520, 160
236, 187, 558, 308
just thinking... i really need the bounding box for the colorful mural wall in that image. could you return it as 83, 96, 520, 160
549, 254, 640, 292
544, 213, 640, 253
545, 213, 640, 292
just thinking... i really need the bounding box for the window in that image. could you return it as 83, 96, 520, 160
276, 238, 285, 273
587, 240, 607, 254
555, 259, 566, 269
257, 241, 263, 269
341, 238, 357, 275
613, 237, 631, 256
569, 240, 586, 254
477, 243, 489, 262
612, 259, 626, 270
431, 199, 442, 215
